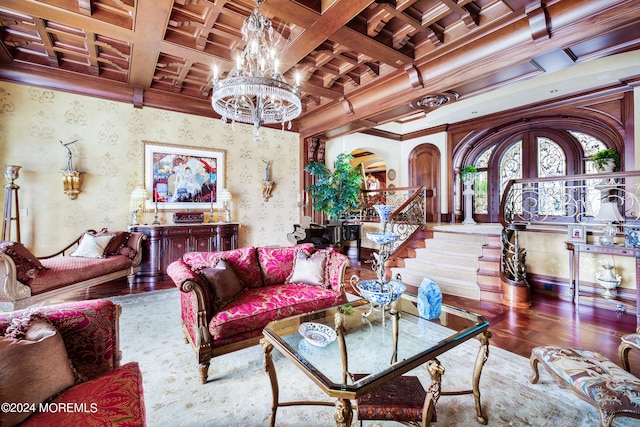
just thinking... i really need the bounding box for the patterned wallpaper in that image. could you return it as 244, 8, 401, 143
0, 81, 301, 255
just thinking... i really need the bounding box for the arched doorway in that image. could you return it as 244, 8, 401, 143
408, 144, 440, 222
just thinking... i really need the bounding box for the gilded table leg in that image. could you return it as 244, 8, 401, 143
472, 331, 491, 425
334, 398, 353, 427
423, 359, 444, 427
262, 339, 279, 427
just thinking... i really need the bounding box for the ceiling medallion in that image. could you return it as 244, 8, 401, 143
412, 92, 460, 109
211, 0, 301, 142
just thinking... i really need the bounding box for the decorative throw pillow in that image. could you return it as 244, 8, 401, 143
199, 259, 246, 312
0, 241, 46, 283
97, 230, 131, 256
116, 245, 137, 259
0, 318, 76, 426
70, 233, 114, 258
287, 249, 327, 287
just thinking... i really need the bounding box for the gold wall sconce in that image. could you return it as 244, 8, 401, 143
60, 170, 82, 200
59, 140, 82, 200
261, 180, 274, 202
261, 159, 274, 202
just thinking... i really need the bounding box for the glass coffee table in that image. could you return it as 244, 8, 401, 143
261, 297, 490, 426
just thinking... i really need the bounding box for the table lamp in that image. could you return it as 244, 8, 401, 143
130, 186, 149, 226
596, 200, 624, 246
219, 189, 232, 222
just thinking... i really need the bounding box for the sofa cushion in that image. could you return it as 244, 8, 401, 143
184, 246, 263, 289
70, 233, 115, 258
287, 249, 326, 287
257, 244, 315, 287
21, 362, 146, 427
0, 318, 76, 426
0, 241, 47, 283
29, 255, 133, 295
199, 259, 246, 311
209, 284, 345, 342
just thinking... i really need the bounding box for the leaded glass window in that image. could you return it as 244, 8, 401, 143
537, 137, 566, 215
473, 145, 494, 214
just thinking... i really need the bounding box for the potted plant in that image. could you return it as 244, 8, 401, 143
461, 165, 478, 183
592, 148, 620, 172
305, 153, 363, 223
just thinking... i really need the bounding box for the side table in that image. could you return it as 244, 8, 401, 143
566, 242, 640, 332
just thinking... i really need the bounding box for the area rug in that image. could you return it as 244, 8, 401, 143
111, 289, 626, 426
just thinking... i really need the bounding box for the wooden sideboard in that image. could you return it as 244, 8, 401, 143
129, 223, 239, 283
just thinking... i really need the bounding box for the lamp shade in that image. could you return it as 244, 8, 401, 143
596, 201, 624, 223
219, 189, 232, 202
130, 186, 150, 202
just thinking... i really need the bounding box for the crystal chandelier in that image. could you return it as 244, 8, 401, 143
211, 0, 301, 142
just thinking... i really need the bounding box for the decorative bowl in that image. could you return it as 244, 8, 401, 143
373, 205, 395, 224
356, 279, 406, 305
366, 231, 400, 244
298, 322, 337, 347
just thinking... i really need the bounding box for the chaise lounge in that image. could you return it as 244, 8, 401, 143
167, 243, 350, 383
0, 229, 146, 311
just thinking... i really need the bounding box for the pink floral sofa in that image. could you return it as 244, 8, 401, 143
167, 243, 350, 383
0, 299, 146, 426
0, 229, 146, 311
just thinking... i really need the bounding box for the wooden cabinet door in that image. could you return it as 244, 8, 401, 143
161, 228, 191, 273
217, 224, 238, 251
191, 226, 216, 252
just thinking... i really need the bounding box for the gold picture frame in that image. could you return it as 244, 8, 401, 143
143, 141, 226, 211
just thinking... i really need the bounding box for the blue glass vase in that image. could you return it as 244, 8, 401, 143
417, 277, 442, 320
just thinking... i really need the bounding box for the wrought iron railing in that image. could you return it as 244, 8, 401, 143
500, 171, 640, 284
350, 186, 427, 252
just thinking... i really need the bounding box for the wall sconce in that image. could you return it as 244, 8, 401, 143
261, 181, 274, 202
130, 186, 149, 225
60, 170, 81, 200
219, 188, 232, 222
261, 159, 274, 202
59, 140, 82, 200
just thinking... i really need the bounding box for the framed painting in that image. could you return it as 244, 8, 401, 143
143, 142, 226, 210
567, 224, 586, 243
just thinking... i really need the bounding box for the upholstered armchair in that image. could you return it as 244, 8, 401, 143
0, 299, 146, 426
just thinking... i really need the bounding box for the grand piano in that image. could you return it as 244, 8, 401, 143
287, 216, 361, 260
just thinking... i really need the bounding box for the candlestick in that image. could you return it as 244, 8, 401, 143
152, 201, 160, 225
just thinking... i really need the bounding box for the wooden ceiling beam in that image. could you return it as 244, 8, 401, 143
32, 18, 59, 67
263, 0, 375, 72
331, 26, 412, 67
0, 0, 131, 40
128, 0, 173, 87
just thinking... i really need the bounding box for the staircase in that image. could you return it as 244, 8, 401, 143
391, 225, 503, 302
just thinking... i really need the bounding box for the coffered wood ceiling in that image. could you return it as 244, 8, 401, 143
0, 0, 639, 139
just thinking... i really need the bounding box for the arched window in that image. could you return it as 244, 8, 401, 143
470, 129, 610, 223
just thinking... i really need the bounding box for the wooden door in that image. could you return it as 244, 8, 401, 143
408, 144, 440, 222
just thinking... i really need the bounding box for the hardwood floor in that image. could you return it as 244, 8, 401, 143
48, 259, 640, 372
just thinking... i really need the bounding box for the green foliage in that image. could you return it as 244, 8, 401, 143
592, 148, 620, 170
461, 165, 478, 181
305, 153, 363, 221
